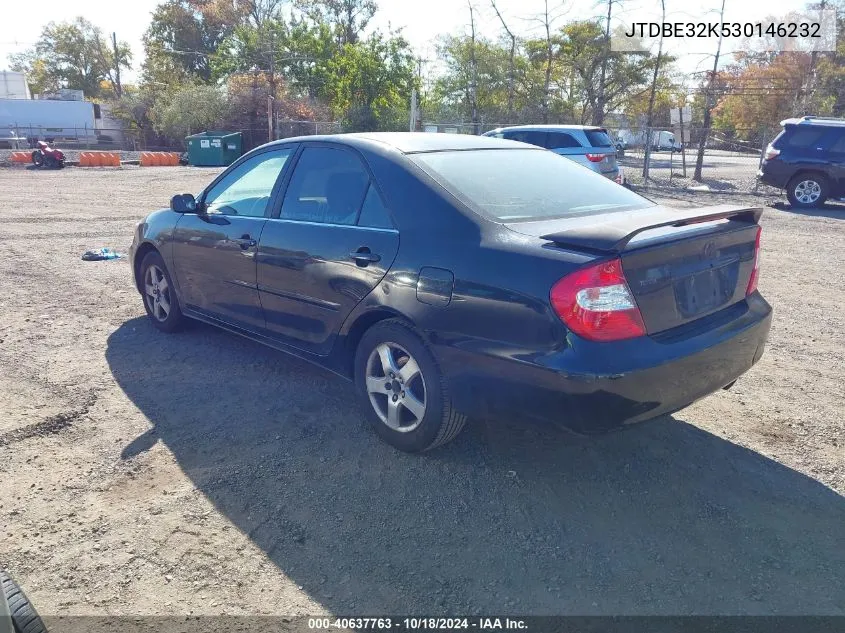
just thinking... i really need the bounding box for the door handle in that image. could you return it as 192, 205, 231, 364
349, 247, 381, 266
233, 235, 257, 249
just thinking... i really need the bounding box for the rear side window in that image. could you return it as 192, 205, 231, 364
781, 128, 826, 148
357, 185, 394, 229
585, 130, 613, 147
413, 148, 653, 222
546, 132, 581, 149
280, 147, 369, 225
503, 130, 548, 148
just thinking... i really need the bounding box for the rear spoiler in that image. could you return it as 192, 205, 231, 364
539, 206, 764, 253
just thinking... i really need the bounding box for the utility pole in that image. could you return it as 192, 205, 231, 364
112, 32, 122, 98
410, 89, 418, 132
468, 1, 479, 135
678, 100, 687, 177
266, 28, 277, 141
267, 95, 274, 142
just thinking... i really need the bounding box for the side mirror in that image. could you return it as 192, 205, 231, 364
170, 193, 198, 213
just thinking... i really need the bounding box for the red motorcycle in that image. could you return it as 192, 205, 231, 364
31, 140, 65, 169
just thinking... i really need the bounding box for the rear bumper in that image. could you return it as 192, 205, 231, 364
757, 161, 791, 189
434, 294, 772, 434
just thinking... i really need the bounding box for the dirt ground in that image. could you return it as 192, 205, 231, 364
0, 166, 842, 618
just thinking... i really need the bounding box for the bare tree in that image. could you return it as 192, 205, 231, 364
541, 0, 554, 123
642, 0, 666, 180
244, 0, 287, 27
491, 0, 517, 122
796, 0, 829, 112
594, 0, 622, 125
693, 0, 726, 181
525, 0, 566, 123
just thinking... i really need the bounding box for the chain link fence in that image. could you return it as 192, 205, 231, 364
0, 120, 344, 154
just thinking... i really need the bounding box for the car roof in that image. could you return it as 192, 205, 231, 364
263, 131, 534, 154
781, 116, 845, 128
487, 124, 608, 132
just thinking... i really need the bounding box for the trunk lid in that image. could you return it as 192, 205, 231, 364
620, 221, 758, 333
506, 204, 762, 335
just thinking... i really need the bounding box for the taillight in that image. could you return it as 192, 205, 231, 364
746, 226, 762, 295
764, 145, 780, 160
585, 153, 605, 162
550, 258, 646, 342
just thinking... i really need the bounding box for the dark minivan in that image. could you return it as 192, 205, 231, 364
758, 116, 845, 208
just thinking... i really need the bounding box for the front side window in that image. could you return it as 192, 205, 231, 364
503, 130, 548, 148
824, 129, 845, 153
280, 147, 370, 225
203, 149, 292, 217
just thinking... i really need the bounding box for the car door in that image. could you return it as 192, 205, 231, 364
502, 129, 549, 150
256, 144, 399, 356
171, 146, 294, 331
821, 128, 845, 197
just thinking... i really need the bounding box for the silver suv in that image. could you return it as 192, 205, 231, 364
482, 125, 621, 182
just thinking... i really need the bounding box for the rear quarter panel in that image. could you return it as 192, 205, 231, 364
338, 147, 592, 362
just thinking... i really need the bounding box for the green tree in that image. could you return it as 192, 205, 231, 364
433, 34, 515, 125
152, 83, 228, 139
559, 20, 666, 125
8, 17, 131, 98
142, 0, 244, 87
326, 32, 415, 130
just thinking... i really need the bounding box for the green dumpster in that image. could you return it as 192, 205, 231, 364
185, 131, 242, 166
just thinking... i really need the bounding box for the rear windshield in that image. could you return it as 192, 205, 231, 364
412, 149, 653, 222
585, 129, 613, 147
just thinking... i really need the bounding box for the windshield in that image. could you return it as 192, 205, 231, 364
412, 148, 654, 222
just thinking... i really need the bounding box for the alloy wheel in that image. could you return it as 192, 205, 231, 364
794, 180, 821, 204
365, 342, 427, 432
144, 264, 172, 322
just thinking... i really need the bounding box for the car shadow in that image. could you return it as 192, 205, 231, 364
769, 200, 845, 219
106, 318, 845, 615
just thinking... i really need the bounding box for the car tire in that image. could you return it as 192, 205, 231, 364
786, 173, 828, 208
354, 319, 466, 452
1, 570, 47, 633
139, 251, 185, 333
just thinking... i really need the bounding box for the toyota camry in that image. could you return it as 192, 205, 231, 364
130, 133, 771, 452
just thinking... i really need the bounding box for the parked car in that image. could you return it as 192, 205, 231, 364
482, 125, 620, 182
130, 133, 771, 452
1, 570, 46, 633
758, 116, 845, 208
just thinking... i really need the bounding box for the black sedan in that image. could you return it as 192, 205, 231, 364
130, 133, 771, 452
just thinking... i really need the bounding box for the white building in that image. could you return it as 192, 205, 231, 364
0, 71, 31, 100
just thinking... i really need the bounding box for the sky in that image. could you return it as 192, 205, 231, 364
0, 0, 819, 84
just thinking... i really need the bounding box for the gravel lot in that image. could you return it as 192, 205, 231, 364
0, 165, 843, 618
